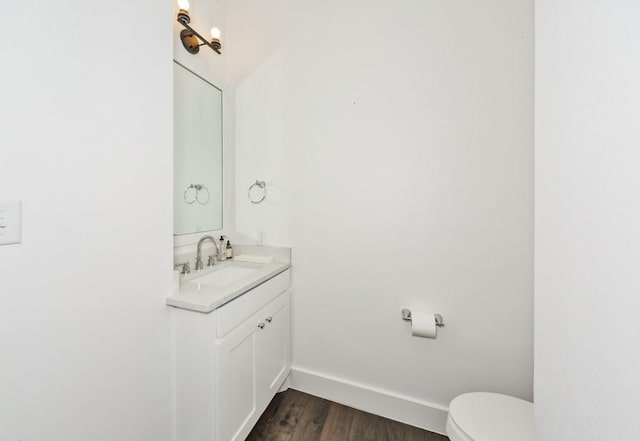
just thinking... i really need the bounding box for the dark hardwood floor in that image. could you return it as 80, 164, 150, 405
246, 389, 450, 441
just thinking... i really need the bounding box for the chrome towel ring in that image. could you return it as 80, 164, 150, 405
248, 180, 267, 204
183, 183, 210, 205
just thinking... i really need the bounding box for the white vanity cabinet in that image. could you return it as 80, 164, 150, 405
214, 292, 290, 441
171, 268, 291, 441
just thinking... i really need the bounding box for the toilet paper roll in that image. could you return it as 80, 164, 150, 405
411, 311, 437, 338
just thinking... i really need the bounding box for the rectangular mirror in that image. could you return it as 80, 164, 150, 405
173, 61, 223, 236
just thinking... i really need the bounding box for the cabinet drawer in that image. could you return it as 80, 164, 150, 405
217, 269, 290, 338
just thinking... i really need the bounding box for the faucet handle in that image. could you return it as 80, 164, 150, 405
207, 255, 216, 266
174, 262, 191, 275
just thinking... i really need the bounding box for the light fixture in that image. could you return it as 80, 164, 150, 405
176, 0, 222, 55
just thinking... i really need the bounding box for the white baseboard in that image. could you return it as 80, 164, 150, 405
289, 366, 448, 435
278, 375, 291, 393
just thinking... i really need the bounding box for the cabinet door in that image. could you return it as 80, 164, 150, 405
214, 316, 262, 441
257, 291, 291, 409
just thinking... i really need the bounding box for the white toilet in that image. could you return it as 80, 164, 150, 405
446, 392, 533, 441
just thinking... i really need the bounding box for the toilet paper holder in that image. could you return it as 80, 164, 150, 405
401, 309, 444, 327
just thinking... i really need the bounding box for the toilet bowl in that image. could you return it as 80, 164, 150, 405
446, 392, 533, 441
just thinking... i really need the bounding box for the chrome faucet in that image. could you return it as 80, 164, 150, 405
196, 235, 220, 270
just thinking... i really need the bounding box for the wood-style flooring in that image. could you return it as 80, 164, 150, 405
246, 389, 450, 441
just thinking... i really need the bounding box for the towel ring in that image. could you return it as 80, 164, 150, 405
248, 180, 267, 204
184, 184, 197, 204
196, 185, 210, 205
184, 183, 210, 205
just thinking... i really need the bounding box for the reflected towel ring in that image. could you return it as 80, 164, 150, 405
248, 180, 267, 204
184, 184, 197, 204
184, 183, 210, 205
196, 185, 210, 205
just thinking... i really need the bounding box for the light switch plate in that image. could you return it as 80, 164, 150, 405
0, 200, 22, 245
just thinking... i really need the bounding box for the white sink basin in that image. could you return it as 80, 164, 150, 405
168, 258, 291, 313
188, 265, 260, 288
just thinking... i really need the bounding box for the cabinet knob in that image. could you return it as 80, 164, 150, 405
265, 317, 273, 323
257, 322, 265, 329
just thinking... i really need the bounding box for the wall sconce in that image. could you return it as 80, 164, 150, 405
176, 0, 222, 55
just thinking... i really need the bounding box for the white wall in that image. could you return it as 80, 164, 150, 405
228, 0, 534, 430
535, 1, 640, 439
0, 2, 174, 440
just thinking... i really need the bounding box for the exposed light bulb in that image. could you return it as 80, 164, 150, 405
177, 0, 190, 11
210, 27, 221, 40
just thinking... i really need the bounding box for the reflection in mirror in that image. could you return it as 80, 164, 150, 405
173, 61, 223, 236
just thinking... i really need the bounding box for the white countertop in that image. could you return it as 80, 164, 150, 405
166, 260, 291, 313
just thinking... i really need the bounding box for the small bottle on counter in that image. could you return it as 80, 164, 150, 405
218, 235, 226, 261
225, 240, 233, 259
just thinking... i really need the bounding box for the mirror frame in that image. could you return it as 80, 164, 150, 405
173, 59, 226, 249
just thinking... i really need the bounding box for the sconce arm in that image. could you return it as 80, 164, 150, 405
177, 19, 222, 54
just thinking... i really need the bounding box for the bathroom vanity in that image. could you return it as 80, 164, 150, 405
170, 59, 290, 441
168, 254, 291, 441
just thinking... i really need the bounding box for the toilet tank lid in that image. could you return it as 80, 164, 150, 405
448, 392, 533, 441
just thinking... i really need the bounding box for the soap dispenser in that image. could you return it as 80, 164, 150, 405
218, 235, 226, 261
225, 240, 233, 259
